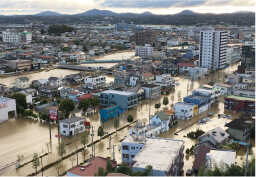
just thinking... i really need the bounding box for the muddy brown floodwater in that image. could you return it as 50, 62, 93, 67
0, 62, 254, 176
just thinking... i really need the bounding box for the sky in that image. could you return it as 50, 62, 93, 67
0, 0, 255, 15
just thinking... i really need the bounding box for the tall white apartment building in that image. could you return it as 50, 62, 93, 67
2, 31, 20, 43
199, 30, 228, 70
135, 44, 154, 59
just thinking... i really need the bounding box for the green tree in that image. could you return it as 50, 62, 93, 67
32, 153, 40, 175
10, 93, 27, 116
59, 99, 75, 118
90, 97, 99, 112
78, 99, 90, 113
116, 163, 132, 175
163, 97, 169, 106
106, 159, 113, 173
95, 167, 105, 176
127, 115, 134, 123
39, 113, 49, 121
97, 126, 104, 139
154, 103, 161, 111
81, 132, 88, 161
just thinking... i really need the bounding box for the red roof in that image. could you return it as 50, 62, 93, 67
78, 93, 93, 101
177, 62, 195, 67
67, 157, 117, 176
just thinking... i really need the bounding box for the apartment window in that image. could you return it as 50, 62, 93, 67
122, 145, 129, 150
122, 154, 129, 159
63, 124, 68, 128
131, 146, 135, 150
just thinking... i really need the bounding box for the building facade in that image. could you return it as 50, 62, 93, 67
199, 30, 228, 70
0, 97, 16, 123
135, 44, 154, 59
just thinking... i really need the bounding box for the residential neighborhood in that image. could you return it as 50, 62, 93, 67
0, 2, 255, 177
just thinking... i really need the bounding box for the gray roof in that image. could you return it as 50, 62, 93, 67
199, 127, 229, 144
155, 111, 169, 121
60, 117, 84, 124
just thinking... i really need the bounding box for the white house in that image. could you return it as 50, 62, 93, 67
0, 97, 16, 123
84, 75, 106, 89
206, 150, 236, 170
142, 84, 161, 99
149, 111, 172, 132
174, 102, 197, 120
198, 127, 229, 147
59, 117, 85, 136
154, 74, 175, 87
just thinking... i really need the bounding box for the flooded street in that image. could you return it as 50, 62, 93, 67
0, 61, 254, 176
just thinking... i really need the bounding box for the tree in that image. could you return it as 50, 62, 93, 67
32, 153, 40, 175
97, 126, 104, 139
163, 97, 169, 106
95, 167, 105, 176
116, 163, 132, 175
83, 45, 88, 52
90, 97, 99, 112
106, 159, 113, 173
78, 99, 90, 113
154, 103, 161, 111
81, 132, 88, 161
127, 115, 133, 123
10, 93, 27, 116
59, 99, 75, 118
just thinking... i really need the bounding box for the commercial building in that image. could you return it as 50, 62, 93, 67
238, 45, 255, 74
224, 95, 255, 114
99, 90, 138, 110
59, 117, 85, 136
0, 97, 16, 123
20, 31, 32, 43
131, 138, 184, 176
135, 44, 154, 59
142, 84, 161, 99
199, 30, 228, 70
5, 59, 32, 71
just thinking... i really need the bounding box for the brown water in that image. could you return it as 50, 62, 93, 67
1, 62, 253, 176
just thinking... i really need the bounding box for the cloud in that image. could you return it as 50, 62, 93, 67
101, 0, 206, 8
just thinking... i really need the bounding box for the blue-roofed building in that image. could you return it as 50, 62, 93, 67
99, 90, 138, 110
100, 105, 124, 123
183, 95, 211, 107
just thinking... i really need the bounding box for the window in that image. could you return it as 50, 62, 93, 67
122, 145, 129, 150
131, 146, 135, 150
70, 124, 75, 128
122, 154, 129, 159
131, 155, 135, 158
63, 124, 68, 128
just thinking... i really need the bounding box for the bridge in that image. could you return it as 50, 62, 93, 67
81, 59, 130, 64
56, 65, 103, 71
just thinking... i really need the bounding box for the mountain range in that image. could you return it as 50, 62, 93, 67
33, 9, 201, 17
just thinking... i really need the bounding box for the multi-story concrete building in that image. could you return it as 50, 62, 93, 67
142, 84, 161, 99
134, 30, 156, 46
59, 117, 85, 136
135, 44, 154, 59
154, 74, 175, 88
2, 31, 20, 43
199, 30, 228, 70
6, 59, 32, 71
84, 75, 106, 89
99, 90, 138, 110
0, 97, 16, 123
131, 138, 185, 176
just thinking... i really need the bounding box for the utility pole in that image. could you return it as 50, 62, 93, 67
112, 145, 116, 161
90, 126, 94, 159
57, 110, 60, 147
40, 155, 44, 176
48, 116, 52, 145
109, 135, 112, 150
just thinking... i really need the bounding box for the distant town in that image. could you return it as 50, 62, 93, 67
0, 9, 255, 177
